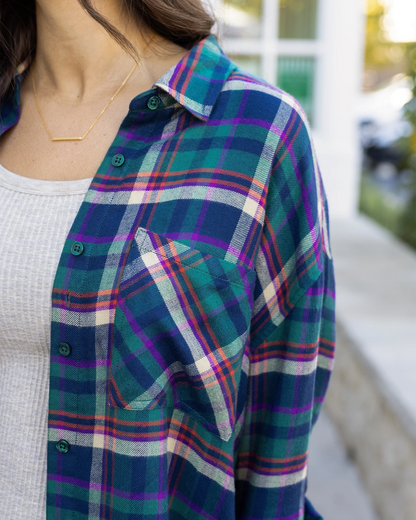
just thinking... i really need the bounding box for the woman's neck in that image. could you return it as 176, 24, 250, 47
33, 0, 186, 102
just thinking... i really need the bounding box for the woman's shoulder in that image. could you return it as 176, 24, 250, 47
214, 63, 317, 185
217, 63, 310, 131
216, 64, 331, 261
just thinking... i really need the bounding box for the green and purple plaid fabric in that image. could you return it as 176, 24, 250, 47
1, 35, 335, 519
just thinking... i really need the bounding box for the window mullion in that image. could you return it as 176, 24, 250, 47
261, 0, 279, 85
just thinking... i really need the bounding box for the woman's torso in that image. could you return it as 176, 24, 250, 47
0, 164, 92, 518
0, 36, 333, 520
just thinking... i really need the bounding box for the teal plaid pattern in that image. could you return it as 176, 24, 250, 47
0, 35, 335, 519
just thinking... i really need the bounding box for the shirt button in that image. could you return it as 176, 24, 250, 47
111, 154, 125, 167
56, 440, 70, 454
58, 342, 71, 357
71, 241, 84, 256
147, 96, 160, 110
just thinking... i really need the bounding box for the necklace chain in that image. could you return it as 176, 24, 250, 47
31, 41, 152, 142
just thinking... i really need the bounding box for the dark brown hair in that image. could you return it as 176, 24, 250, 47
0, 0, 215, 100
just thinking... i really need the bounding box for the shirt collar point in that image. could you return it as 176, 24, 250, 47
154, 35, 234, 122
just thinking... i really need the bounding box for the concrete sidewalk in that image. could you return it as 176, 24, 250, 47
307, 409, 379, 520
319, 215, 416, 520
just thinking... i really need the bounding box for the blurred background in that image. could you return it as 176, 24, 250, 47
207, 1, 416, 519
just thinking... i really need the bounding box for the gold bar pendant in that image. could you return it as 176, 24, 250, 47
52, 137, 83, 142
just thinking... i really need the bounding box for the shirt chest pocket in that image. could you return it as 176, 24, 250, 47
109, 227, 256, 442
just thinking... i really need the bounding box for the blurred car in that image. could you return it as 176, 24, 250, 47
358, 75, 414, 180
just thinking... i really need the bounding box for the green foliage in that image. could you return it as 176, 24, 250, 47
361, 1, 416, 250
359, 174, 405, 236
403, 43, 416, 127
365, 0, 407, 71
398, 193, 416, 249
396, 43, 416, 249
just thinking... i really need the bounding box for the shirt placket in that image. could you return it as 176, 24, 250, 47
46, 93, 165, 518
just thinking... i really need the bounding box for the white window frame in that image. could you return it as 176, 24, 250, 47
217, 0, 325, 126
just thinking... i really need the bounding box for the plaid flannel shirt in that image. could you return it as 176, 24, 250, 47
1, 35, 335, 520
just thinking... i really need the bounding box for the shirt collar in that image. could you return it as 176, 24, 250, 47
154, 35, 237, 122
0, 35, 235, 135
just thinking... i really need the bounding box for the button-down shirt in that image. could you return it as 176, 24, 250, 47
0, 35, 335, 520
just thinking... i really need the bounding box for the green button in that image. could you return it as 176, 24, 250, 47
71, 241, 84, 256
147, 96, 160, 110
58, 342, 71, 357
111, 154, 125, 167
56, 439, 70, 454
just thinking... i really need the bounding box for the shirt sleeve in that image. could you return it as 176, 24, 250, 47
234, 101, 336, 520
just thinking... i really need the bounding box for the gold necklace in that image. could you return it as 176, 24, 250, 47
31, 42, 152, 142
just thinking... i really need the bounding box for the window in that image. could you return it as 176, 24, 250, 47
220, 0, 320, 125
279, 0, 318, 39
278, 56, 316, 123
222, 0, 262, 38
229, 55, 262, 76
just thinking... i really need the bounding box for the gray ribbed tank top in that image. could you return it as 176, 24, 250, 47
0, 164, 92, 519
